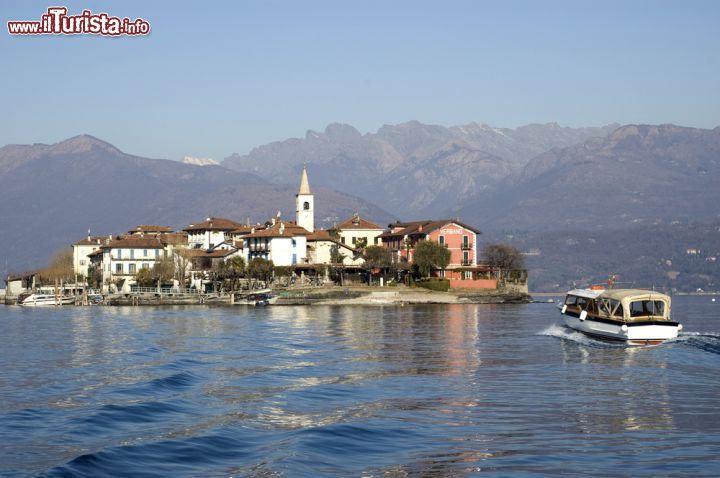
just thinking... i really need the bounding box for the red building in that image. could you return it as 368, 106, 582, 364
379, 219, 497, 289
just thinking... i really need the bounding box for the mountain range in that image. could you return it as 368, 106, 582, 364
2, 121, 719, 292
0, 135, 392, 276
223, 121, 618, 218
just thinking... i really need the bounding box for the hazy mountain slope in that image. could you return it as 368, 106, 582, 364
223, 121, 618, 217
456, 124, 720, 231
0, 136, 394, 277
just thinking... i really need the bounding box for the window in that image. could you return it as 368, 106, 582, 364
630, 300, 665, 318
341, 237, 345, 244
79, 260, 86, 266
292, 253, 297, 265
143, 249, 148, 257
116, 249, 122, 259
292, 239, 296, 247
464, 271, 473, 280
128, 264, 136, 274
142, 263, 149, 270
155, 250, 159, 258
374, 237, 379, 245
115, 263, 123, 274
439, 235, 445, 245
352, 237, 357, 245
463, 251, 469, 263
303, 201, 310, 210
463, 235, 469, 247
130, 249, 135, 259
439, 270, 445, 278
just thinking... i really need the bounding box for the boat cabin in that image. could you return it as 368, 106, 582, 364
564, 288, 671, 322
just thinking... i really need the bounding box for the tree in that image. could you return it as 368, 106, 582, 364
248, 258, 274, 286
38, 247, 74, 283
152, 255, 175, 283
328, 245, 345, 285
354, 237, 368, 251
87, 264, 102, 288
135, 267, 154, 287
413, 240, 451, 278
482, 244, 525, 271
173, 250, 192, 287
363, 245, 391, 270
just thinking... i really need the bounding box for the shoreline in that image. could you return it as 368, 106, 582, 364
3, 286, 534, 307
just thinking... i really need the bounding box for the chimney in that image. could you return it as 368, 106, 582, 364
280, 223, 285, 235
87, 228, 91, 241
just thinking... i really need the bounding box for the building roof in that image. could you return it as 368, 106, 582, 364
244, 220, 308, 238
102, 236, 165, 249
337, 214, 382, 230
182, 249, 236, 258
183, 217, 246, 232
298, 165, 311, 195
380, 219, 481, 238
307, 229, 357, 251
128, 225, 173, 235
73, 235, 109, 246
159, 232, 188, 246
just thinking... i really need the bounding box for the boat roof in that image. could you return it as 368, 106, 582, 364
599, 288, 670, 302
566, 288, 602, 299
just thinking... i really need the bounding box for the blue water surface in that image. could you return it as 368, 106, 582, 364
1, 296, 719, 477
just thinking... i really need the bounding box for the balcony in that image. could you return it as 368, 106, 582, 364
461, 260, 473, 266
461, 243, 473, 250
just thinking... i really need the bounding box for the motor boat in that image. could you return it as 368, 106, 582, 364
560, 287, 682, 345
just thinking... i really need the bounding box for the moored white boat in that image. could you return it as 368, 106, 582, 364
17, 293, 76, 306
233, 289, 278, 306
560, 288, 682, 345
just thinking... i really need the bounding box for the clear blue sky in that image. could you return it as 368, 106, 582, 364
2, 0, 719, 161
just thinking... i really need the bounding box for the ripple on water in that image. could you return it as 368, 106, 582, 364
38, 428, 264, 478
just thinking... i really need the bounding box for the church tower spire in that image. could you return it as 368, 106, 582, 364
295, 164, 314, 232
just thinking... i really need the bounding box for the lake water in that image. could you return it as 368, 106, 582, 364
1, 297, 719, 477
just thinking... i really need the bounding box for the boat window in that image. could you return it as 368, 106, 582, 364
598, 298, 612, 315
611, 300, 625, 318
629, 300, 666, 317
565, 295, 578, 306
576, 297, 589, 309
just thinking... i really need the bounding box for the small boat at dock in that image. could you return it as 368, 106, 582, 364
232, 289, 278, 306
559, 287, 682, 345
17, 292, 76, 306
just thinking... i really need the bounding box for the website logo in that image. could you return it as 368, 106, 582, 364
8, 7, 151, 36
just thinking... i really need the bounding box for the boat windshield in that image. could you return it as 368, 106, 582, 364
629, 300, 666, 318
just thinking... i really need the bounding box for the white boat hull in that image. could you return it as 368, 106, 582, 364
562, 314, 680, 345
19, 295, 75, 306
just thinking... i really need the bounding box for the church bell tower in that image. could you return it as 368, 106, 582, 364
295, 165, 314, 232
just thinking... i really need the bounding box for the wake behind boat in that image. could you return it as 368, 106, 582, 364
560, 287, 682, 345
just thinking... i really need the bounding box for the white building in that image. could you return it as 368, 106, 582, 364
72, 233, 107, 277
184, 217, 246, 250
95, 235, 166, 289
306, 230, 364, 266
244, 220, 308, 266
335, 213, 384, 248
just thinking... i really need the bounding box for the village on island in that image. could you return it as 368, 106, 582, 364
4, 167, 529, 306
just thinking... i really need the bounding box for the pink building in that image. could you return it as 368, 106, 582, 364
380, 219, 497, 289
